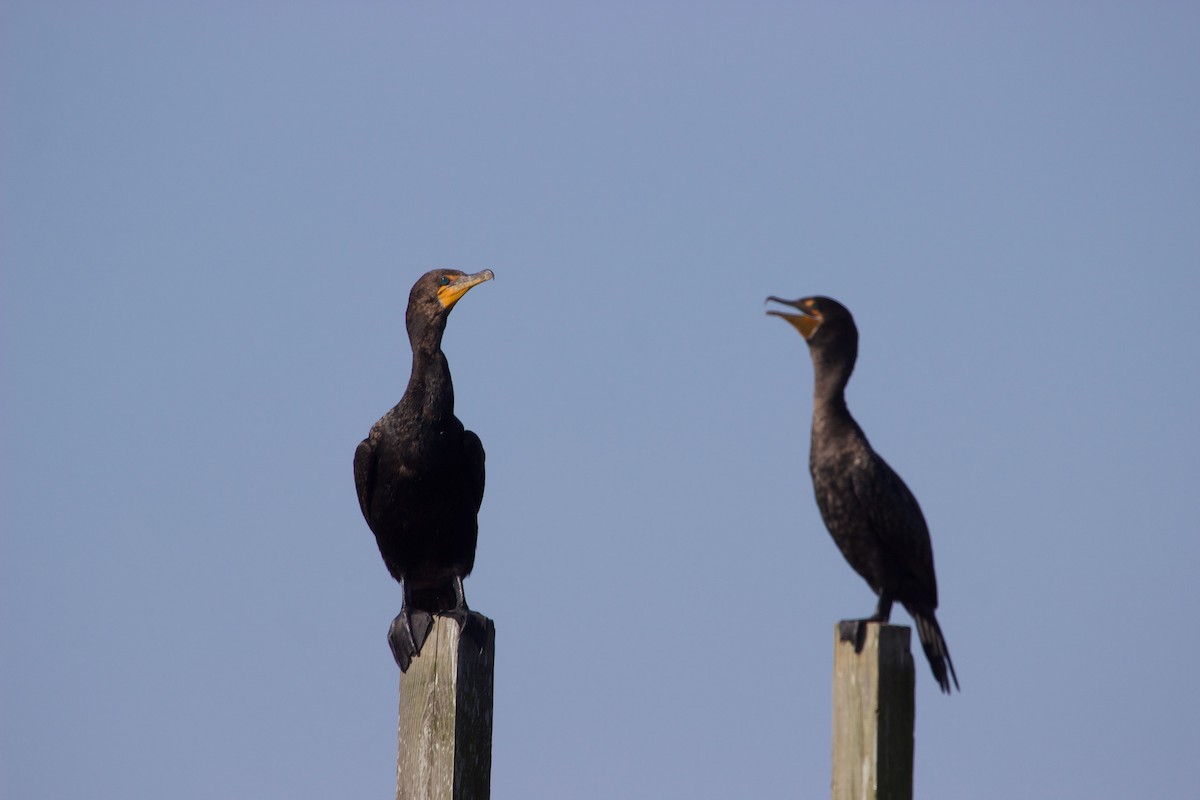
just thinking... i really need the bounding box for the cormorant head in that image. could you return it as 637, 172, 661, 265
766, 294, 858, 357
406, 269, 494, 339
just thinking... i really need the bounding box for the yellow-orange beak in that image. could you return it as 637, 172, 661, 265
766, 295, 822, 340
437, 269, 495, 310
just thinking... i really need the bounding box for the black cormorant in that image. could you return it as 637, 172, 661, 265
354, 268, 493, 671
768, 295, 959, 693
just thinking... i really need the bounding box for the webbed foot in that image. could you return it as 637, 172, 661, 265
434, 576, 487, 649
838, 596, 893, 653
388, 608, 434, 672
837, 619, 874, 653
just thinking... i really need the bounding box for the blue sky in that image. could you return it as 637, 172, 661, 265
3, 3, 1198, 798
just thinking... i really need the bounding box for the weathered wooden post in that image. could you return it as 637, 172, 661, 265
397, 612, 495, 800
831, 622, 915, 800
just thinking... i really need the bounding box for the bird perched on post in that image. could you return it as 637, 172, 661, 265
767, 295, 959, 693
354, 268, 493, 671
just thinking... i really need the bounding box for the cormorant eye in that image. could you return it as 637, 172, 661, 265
438, 276, 451, 287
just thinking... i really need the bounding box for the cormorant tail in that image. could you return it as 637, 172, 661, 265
911, 609, 959, 694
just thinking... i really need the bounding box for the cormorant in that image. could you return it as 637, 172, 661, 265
354, 268, 493, 671
767, 295, 959, 693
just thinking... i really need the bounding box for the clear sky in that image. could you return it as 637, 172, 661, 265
3, 3, 1198, 798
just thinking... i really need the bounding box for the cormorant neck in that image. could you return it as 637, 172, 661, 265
809, 347, 855, 426
404, 323, 454, 421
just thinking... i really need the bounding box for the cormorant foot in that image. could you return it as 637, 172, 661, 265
388, 608, 434, 672
837, 618, 879, 653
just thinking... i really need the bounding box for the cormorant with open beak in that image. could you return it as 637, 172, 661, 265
768, 294, 959, 693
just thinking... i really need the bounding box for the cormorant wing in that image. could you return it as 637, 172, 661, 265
353, 436, 378, 526
462, 429, 485, 513
852, 454, 938, 603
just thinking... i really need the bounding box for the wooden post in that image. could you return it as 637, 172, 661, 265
831, 622, 915, 800
397, 612, 495, 800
